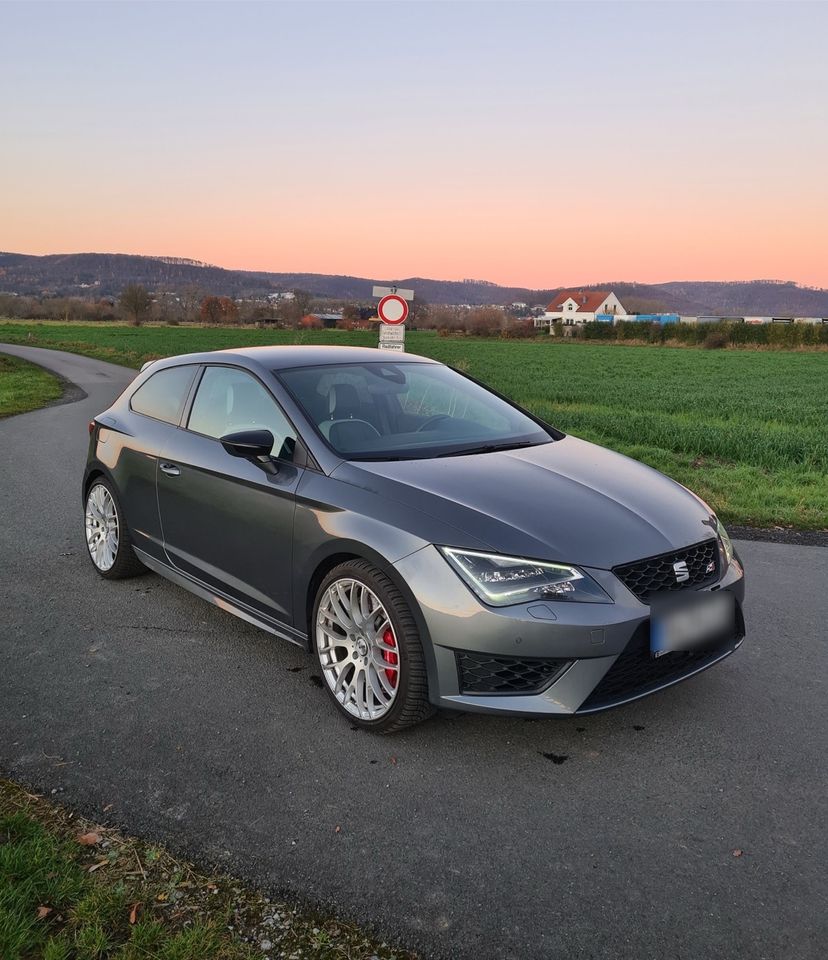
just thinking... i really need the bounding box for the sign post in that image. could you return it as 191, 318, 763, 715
373, 285, 413, 352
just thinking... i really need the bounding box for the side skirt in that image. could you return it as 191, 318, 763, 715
133, 547, 309, 649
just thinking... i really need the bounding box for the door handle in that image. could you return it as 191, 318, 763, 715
159, 462, 180, 477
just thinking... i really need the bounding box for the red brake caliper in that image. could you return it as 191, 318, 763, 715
382, 627, 398, 688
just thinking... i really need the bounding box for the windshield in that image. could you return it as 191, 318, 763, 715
277, 361, 553, 460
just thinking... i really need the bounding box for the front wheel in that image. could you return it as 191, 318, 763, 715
313, 560, 435, 733
84, 478, 145, 579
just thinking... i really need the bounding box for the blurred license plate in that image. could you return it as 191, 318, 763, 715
650, 590, 735, 658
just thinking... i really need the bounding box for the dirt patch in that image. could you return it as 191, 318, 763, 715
730, 525, 828, 547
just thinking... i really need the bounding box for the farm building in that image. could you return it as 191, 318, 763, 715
300, 313, 343, 329
534, 290, 627, 328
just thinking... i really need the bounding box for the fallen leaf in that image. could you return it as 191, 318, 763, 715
732, 849, 743, 857
77, 832, 101, 846
103, 803, 114, 813
36, 906, 53, 919
335, 825, 341, 834
88, 859, 108, 873
390, 756, 397, 765
129, 902, 141, 924
156, 892, 168, 902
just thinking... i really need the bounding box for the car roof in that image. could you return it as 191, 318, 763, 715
152, 344, 437, 372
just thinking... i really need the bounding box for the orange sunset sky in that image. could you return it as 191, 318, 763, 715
2, 1, 827, 289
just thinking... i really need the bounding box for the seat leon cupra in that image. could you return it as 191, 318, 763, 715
83, 345, 745, 732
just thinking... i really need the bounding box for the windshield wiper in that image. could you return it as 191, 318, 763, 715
435, 440, 539, 458
349, 455, 408, 462
346, 440, 545, 462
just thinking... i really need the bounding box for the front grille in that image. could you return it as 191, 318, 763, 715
578, 621, 740, 713
614, 538, 719, 603
456, 652, 570, 695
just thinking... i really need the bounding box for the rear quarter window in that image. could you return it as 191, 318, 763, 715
129, 365, 196, 425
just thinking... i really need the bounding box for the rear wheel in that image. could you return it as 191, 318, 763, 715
313, 560, 434, 733
84, 478, 145, 579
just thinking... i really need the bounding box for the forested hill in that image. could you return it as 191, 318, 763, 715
1, 251, 826, 315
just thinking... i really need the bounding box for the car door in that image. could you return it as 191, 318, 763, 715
156, 364, 303, 625
111, 363, 199, 563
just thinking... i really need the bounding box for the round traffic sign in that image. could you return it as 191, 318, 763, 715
377, 294, 409, 325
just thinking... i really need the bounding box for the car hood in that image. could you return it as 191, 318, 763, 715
332, 436, 717, 569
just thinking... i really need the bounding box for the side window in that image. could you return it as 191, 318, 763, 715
130, 365, 196, 425
188, 366, 298, 460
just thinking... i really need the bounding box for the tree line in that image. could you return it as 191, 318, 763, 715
0, 287, 316, 327
0, 287, 536, 335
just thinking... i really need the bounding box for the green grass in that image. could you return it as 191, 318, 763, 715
0, 353, 63, 417
1, 320, 826, 529
0, 780, 414, 960
0, 807, 249, 960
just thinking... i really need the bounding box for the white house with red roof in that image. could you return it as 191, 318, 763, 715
535, 289, 627, 328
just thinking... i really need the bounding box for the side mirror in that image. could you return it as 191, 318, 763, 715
220, 429, 277, 473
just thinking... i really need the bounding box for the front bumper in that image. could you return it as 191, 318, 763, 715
393, 544, 746, 716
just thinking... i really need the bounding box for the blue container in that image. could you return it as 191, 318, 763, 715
630, 314, 679, 325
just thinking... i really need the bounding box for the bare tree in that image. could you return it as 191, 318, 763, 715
408, 294, 429, 328
430, 305, 463, 331
275, 290, 313, 329
292, 289, 312, 316
119, 285, 152, 326
467, 307, 504, 337
176, 286, 202, 323
200, 296, 240, 325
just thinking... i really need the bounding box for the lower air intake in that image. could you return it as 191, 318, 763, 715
456, 651, 570, 695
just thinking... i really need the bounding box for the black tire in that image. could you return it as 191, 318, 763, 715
84, 477, 146, 580
312, 559, 435, 733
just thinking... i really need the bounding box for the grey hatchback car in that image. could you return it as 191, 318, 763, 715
83, 345, 745, 732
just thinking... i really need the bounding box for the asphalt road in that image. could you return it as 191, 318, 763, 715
1, 344, 826, 960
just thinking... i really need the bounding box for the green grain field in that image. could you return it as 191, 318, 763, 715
1, 321, 826, 529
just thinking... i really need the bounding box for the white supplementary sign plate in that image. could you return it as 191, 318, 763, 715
379, 323, 405, 341
378, 341, 405, 351
373, 285, 414, 301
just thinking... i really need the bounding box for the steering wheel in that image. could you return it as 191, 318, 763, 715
323, 418, 381, 438
416, 415, 452, 433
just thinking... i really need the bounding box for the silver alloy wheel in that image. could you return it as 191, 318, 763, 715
85, 483, 119, 572
316, 578, 400, 721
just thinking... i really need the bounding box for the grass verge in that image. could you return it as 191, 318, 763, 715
0, 354, 63, 418
0, 780, 415, 960
1, 321, 826, 529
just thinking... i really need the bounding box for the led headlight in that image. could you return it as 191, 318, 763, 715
439, 547, 612, 606
715, 516, 734, 570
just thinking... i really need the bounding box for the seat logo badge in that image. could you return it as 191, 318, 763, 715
705, 560, 716, 574
673, 560, 690, 583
